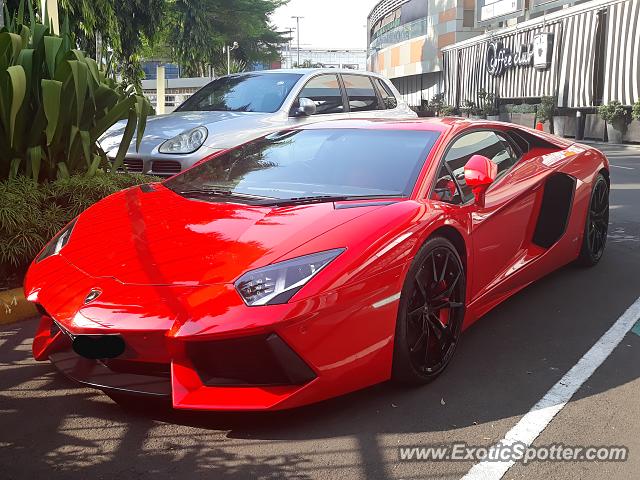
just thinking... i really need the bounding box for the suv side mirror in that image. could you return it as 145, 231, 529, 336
292, 98, 317, 117
464, 155, 497, 206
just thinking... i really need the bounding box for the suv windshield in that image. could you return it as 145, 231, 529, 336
165, 128, 440, 202
176, 73, 302, 113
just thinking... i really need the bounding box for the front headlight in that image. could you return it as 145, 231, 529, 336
235, 249, 345, 306
36, 219, 78, 262
158, 126, 208, 154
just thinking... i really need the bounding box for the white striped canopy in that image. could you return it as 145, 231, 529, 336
603, 0, 640, 105
443, 0, 640, 108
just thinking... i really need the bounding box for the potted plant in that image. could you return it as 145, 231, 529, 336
598, 101, 629, 144
416, 99, 435, 117
440, 105, 458, 117
478, 89, 500, 121
462, 100, 481, 119
625, 99, 640, 143
537, 96, 556, 134
427, 93, 446, 117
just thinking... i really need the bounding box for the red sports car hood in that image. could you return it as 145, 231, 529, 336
61, 184, 383, 286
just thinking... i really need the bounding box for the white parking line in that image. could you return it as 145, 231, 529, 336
610, 165, 634, 170
461, 296, 640, 480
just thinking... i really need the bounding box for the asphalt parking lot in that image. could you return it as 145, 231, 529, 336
1, 143, 639, 480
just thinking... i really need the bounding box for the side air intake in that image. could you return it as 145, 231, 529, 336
533, 173, 576, 248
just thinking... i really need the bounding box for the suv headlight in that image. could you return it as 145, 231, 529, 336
158, 126, 208, 154
37, 219, 78, 262
235, 249, 345, 306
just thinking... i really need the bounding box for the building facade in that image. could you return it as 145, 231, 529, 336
368, 0, 640, 127
280, 48, 367, 70
367, 0, 481, 107
442, 0, 640, 112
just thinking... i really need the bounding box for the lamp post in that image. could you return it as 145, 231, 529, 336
286, 28, 294, 69
291, 16, 303, 67
0, 0, 4, 28
223, 42, 239, 76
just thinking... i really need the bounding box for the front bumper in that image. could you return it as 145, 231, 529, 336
27, 253, 403, 411
33, 314, 320, 410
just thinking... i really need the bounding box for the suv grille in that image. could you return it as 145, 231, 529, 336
152, 160, 182, 175
110, 157, 144, 173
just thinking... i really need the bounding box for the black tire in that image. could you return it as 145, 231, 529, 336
576, 173, 609, 267
392, 236, 466, 385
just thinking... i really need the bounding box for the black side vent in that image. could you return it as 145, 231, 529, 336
533, 173, 577, 248
186, 333, 316, 387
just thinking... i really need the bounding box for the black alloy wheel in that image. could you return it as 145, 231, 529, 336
393, 237, 466, 384
577, 173, 609, 267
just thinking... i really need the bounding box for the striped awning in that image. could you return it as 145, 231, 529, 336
450, 21, 563, 106
557, 10, 600, 108
441, 1, 634, 109
442, 49, 459, 107
602, 0, 640, 105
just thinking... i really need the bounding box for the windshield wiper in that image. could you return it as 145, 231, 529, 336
178, 188, 276, 201
269, 194, 403, 207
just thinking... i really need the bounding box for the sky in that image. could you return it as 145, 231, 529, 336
270, 0, 380, 50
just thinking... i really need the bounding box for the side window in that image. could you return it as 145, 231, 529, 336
297, 74, 344, 115
440, 131, 519, 203
374, 78, 398, 109
342, 74, 381, 112
433, 164, 463, 204
492, 133, 519, 175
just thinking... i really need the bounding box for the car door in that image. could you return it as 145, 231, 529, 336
340, 73, 388, 119
287, 73, 348, 127
434, 129, 540, 302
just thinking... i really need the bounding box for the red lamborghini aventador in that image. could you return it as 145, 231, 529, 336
27, 118, 610, 411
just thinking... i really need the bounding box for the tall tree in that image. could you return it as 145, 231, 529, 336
5, 0, 287, 82
5, 0, 164, 87
110, 0, 164, 85
167, 0, 288, 76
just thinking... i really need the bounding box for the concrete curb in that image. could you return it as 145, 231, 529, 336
0, 288, 37, 326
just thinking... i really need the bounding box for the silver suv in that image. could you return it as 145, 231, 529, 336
99, 69, 416, 176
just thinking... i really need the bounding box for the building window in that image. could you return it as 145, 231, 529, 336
463, 10, 474, 27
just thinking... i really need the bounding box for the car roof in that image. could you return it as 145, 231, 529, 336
293, 117, 479, 133
229, 68, 388, 78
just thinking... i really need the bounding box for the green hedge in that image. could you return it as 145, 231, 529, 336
0, 173, 159, 289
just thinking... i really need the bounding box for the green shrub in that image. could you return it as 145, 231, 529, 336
505, 103, 537, 114
478, 88, 499, 117
427, 93, 445, 114
598, 101, 629, 125
0, 173, 159, 287
440, 105, 458, 117
0, 1, 152, 182
461, 99, 480, 117
536, 96, 556, 124
631, 100, 640, 121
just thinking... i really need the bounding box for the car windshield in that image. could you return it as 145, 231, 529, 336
176, 73, 303, 113
165, 128, 440, 202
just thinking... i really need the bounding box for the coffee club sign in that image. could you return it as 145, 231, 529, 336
486, 32, 554, 76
